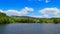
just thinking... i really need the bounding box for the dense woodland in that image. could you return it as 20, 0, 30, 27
0, 12, 60, 24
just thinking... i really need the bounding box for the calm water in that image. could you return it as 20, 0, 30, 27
0, 23, 60, 34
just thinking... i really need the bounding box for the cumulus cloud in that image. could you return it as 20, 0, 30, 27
39, 8, 60, 18
31, 8, 60, 18
0, 7, 34, 16
45, 0, 49, 3
0, 10, 4, 12
0, 7, 60, 18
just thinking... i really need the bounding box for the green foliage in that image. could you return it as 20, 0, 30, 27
0, 12, 6, 16
0, 12, 60, 24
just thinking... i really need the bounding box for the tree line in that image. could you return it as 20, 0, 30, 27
0, 12, 60, 24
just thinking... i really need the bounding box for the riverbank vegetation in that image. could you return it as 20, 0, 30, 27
0, 12, 60, 24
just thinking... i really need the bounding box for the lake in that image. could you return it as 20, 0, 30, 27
0, 23, 60, 34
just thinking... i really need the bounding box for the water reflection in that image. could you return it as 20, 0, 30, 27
0, 23, 60, 34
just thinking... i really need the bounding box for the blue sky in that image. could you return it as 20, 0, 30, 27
0, 0, 60, 18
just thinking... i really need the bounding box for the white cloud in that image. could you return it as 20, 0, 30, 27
45, 0, 49, 3
39, 8, 60, 15
0, 7, 34, 16
0, 10, 4, 13
0, 7, 60, 18
39, 8, 60, 18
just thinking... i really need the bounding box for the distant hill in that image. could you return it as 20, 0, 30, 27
11, 16, 39, 19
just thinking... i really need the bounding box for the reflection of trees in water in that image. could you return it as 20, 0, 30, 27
0, 24, 7, 34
